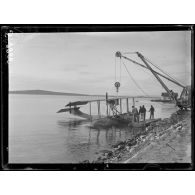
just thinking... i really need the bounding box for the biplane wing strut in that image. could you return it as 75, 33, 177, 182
57, 96, 134, 119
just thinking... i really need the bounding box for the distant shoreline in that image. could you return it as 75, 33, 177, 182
9, 90, 159, 98
9, 90, 92, 96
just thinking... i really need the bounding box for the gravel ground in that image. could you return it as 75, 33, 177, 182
80, 110, 191, 164
124, 111, 191, 163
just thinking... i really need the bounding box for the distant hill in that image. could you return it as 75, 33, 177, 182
9, 90, 91, 96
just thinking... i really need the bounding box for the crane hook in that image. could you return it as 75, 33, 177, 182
115, 82, 120, 93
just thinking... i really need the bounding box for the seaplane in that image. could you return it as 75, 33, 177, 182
57, 93, 135, 128
57, 51, 191, 128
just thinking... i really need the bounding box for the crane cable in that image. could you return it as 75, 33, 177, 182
145, 57, 180, 84
121, 52, 176, 85
121, 59, 149, 97
121, 53, 166, 91
142, 55, 185, 86
120, 57, 122, 82
115, 56, 122, 82
114, 56, 116, 82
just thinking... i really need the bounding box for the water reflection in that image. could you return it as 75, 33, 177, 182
96, 129, 100, 145
105, 127, 117, 144
57, 119, 88, 130
57, 119, 147, 162
88, 128, 91, 143
119, 129, 122, 138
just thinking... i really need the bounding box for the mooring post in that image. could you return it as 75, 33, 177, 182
126, 98, 129, 113
120, 98, 122, 114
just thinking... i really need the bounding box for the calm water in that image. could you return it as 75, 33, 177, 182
9, 94, 177, 163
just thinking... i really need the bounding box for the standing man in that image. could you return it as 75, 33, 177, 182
135, 106, 139, 122
132, 106, 139, 122
132, 106, 136, 122
149, 105, 155, 119
142, 105, 146, 121
138, 106, 142, 121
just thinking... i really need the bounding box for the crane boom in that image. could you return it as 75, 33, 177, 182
136, 52, 176, 102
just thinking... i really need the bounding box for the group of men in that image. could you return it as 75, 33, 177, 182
132, 105, 155, 122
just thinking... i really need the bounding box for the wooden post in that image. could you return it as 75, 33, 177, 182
69, 102, 71, 114
120, 98, 122, 114
132, 97, 135, 107
106, 92, 108, 116
89, 102, 92, 120
97, 100, 101, 118
126, 98, 129, 113
97, 101, 99, 117
99, 101, 101, 118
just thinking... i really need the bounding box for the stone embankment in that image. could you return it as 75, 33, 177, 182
81, 110, 191, 164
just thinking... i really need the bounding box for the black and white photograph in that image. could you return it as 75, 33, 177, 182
2, 26, 193, 169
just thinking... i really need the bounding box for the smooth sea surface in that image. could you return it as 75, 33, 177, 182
9, 94, 177, 163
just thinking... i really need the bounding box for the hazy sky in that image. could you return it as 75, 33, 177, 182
8, 31, 191, 96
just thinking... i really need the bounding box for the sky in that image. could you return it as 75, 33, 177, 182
8, 31, 191, 96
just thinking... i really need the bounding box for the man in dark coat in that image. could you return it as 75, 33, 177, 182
142, 105, 146, 121
149, 105, 155, 119
138, 106, 142, 121
132, 106, 139, 122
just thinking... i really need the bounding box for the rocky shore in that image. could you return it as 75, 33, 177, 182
81, 110, 191, 164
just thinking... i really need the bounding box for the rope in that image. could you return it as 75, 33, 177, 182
121, 59, 150, 97
122, 54, 166, 91
143, 55, 185, 86
145, 57, 179, 83
141, 65, 165, 91
115, 56, 116, 82
120, 58, 122, 82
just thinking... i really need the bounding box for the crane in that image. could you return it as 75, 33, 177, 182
115, 51, 191, 110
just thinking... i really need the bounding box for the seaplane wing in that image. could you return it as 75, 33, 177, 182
58, 97, 131, 112
65, 101, 89, 107
57, 96, 133, 120
65, 97, 123, 107
57, 107, 80, 113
